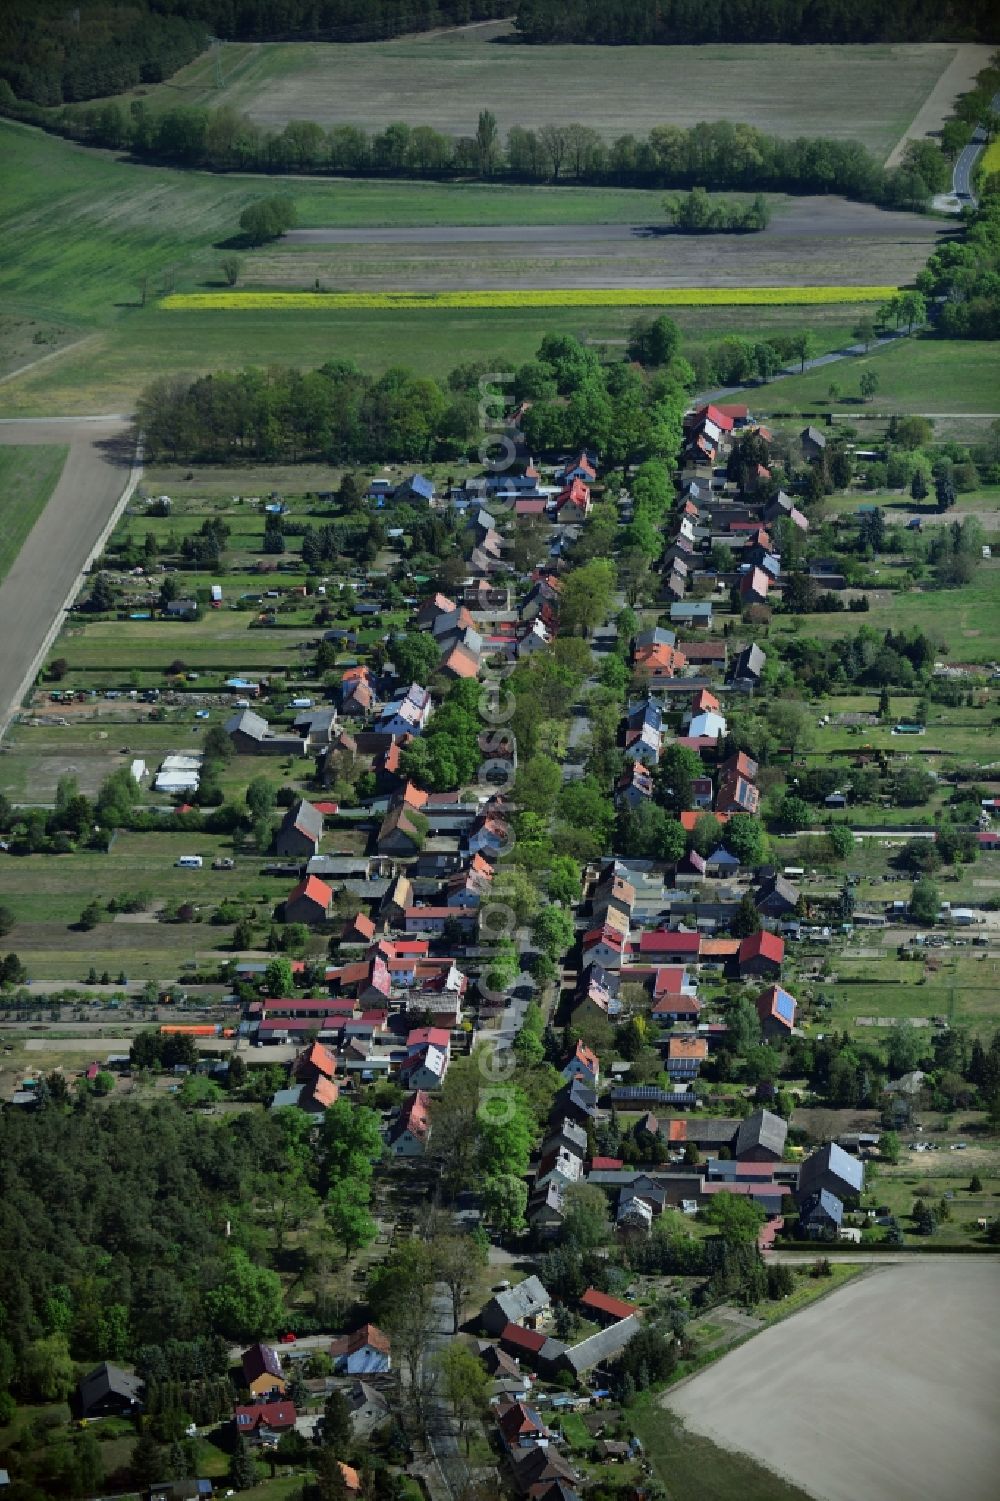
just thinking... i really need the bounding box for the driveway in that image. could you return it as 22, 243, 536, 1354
0, 415, 139, 738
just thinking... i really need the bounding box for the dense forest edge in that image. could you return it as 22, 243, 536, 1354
3, 1, 998, 111
0, 2, 511, 105
513, 0, 999, 46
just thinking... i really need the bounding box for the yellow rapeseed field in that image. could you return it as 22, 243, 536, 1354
161, 286, 897, 311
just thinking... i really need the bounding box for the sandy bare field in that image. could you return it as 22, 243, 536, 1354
263, 198, 948, 291
885, 43, 995, 166
0, 417, 137, 737
665, 1260, 1000, 1501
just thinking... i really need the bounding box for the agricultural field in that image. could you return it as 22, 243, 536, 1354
0, 445, 67, 584
86, 32, 986, 162
215, 199, 945, 297
665, 1260, 1000, 1501
0, 119, 957, 417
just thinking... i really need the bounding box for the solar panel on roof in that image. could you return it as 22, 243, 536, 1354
775, 990, 796, 1023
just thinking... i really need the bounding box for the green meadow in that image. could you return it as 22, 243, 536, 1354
0, 445, 68, 582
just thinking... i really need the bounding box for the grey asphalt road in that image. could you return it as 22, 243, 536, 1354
0, 415, 139, 739
953, 91, 1000, 204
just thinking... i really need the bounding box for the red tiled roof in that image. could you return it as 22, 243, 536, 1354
234, 1401, 296, 1431
590, 1156, 624, 1171
638, 930, 701, 956
500, 1323, 546, 1355
739, 930, 785, 965
288, 874, 332, 909
580, 1288, 640, 1322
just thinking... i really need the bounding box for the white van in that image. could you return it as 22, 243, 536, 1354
176, 855, 203, 869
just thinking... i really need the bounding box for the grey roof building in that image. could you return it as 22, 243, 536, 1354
798, 1141, 864, 1201
78, 1362, 144, 1418
276, 798, 324, 857
480, 1275, 551, 1336
559, 1315, 642, 1375
734, 1108, 787, 1162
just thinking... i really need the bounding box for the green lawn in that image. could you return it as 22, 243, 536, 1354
865, 1170, 1000, 1244
0, 444, 68, 582
756, 337, 1000, 416
632, 1403, 812, 1501
771, 564, 1000, 662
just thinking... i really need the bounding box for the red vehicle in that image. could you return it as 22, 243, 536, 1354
280, 1332, 298, 1344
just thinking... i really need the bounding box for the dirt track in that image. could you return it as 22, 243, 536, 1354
665, 1259, 1000, 1501
274, 199, 948, 290
0, 416, 138, 737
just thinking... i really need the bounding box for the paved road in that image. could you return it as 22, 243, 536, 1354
0, 415, 140, 739
953, 91, 1000, 205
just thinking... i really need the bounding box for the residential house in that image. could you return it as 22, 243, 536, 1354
734, 1108, 788, 1162
388, 1090, 431, 1156
737, 930, 785, 977
378, 684, 431, 738
800, 426, 827, 461
616, 762, 654, 808
415, 593, 457, 630
704, 846, 741, 877
634, 641, 687, 682
717, 750, 760, 815
330, 1325, 391, 1376
467, 811, 508, 858
798, 1189, 844, 1240
225, 709, 305, 758
798, 1143, 864, 1204
739, 567, 770, 607
666, 1036, 708, 1080
510, 1443, 581, 1496
688, 709, 727, 740
395, 473, 435, 504
555, 478, 591, 518
561, 1040, 600, 1088
275, 798, 324, 859
340, 667, 375, 718
377, 803, 427, 857
78, 1363, 144, 1420
756, 984, 797, 1040
581, 924, 626, 970
234, 1401, 297, 1444
527, 1179, 568, 1238
496, 1399, 552, 1454
669, 602, 713, 629
480, 1276, 551, 1337
240, 1344, 286, 1400
557, 452, 597, 484
755, 873, 799, 917
728, 642, 766, 688
346, 1380, 390, 1437
398, 1043, 449, 1092
285, 875, 332, 926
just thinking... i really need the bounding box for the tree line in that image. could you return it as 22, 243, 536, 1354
514, 0, 999, 45
0, 1, 509, 106
0, 93, 946, 210
918, 182, 1000, 339
135, 329, 693, 465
